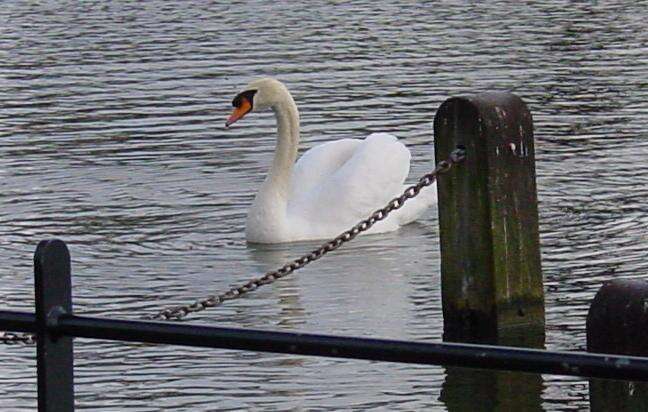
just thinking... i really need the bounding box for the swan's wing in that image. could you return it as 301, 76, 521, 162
290, 138, 362, 196
293, 133, 411, 225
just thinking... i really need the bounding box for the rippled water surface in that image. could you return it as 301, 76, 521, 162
2, 1, 648, 410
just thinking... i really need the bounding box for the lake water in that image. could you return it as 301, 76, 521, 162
1, 1, 648, 410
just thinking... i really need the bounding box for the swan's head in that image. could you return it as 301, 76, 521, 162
226, 78, 290, 127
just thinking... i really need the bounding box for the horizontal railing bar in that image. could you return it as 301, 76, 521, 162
0, 311, 36, 333
58, 315, 648, 381
2, 309, 648, 381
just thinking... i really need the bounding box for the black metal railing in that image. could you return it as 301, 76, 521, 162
3, 239, 648, 412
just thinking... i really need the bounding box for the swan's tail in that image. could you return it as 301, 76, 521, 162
392, 182, 437, 226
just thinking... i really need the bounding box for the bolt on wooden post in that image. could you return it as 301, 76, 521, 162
434, 93, 545, 342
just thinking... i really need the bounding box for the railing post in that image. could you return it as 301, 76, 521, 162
35, 239, 74, 412
587, 279, 648, 411
434, 92, 545, 341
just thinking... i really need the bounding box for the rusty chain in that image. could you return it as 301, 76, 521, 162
1, 147, 465, 343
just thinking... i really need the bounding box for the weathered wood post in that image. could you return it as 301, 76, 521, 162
587, 279, 648, 411
35, 239, 75, 412
434, 93, 545, 411
434, 92, 545, 342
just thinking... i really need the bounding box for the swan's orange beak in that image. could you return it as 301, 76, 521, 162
226, 98, 252, 128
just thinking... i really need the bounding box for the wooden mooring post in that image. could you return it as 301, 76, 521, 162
587, 279, 648, 411
434, 93, 545, 342
434, 93, 546, 411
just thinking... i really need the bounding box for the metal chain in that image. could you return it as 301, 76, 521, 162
1, 148, 466, 343
146, 147, 466, 321
0, 331, 36, 345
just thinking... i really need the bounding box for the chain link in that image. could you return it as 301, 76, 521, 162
0, 331, 36, 345
146, 147, 466, 321
1, 148, 466, 342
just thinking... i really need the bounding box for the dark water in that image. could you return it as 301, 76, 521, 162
2, 1, 648, 410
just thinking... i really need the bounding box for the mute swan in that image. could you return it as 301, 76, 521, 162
226, 78, 436, 244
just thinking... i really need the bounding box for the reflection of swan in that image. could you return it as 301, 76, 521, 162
226, 78, 436, 244
245, 234, 422, 335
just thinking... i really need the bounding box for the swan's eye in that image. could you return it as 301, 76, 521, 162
232, 89, 257, 109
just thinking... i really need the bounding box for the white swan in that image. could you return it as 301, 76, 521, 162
226, 78, 436, 243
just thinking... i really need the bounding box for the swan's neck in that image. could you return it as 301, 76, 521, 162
264, 97, 300, 198
249, 94, 300, 231
247, 94, 299, 242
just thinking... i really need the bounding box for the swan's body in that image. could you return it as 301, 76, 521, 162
227, 78, 436, 243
